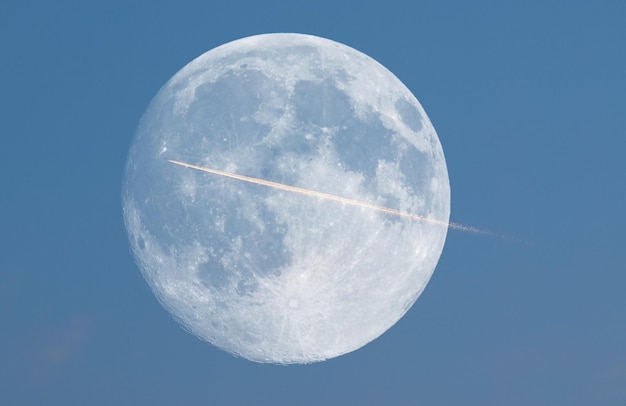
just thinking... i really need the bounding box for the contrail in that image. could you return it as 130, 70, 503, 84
168, 159, 494, 236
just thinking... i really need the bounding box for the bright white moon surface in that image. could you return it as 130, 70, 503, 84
122, 33, 450, 364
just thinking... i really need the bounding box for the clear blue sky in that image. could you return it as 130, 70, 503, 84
1, 1, 624, 404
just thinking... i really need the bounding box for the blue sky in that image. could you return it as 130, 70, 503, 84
1, 1, 624, 404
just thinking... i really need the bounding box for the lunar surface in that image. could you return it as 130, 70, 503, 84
122, 33, 450, 364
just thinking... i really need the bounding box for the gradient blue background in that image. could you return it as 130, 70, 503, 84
2, 1, 624, 404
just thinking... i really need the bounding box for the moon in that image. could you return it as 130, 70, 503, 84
122, 33, 450, 364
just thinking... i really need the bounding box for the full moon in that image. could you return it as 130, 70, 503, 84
122, 33, 450, 364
